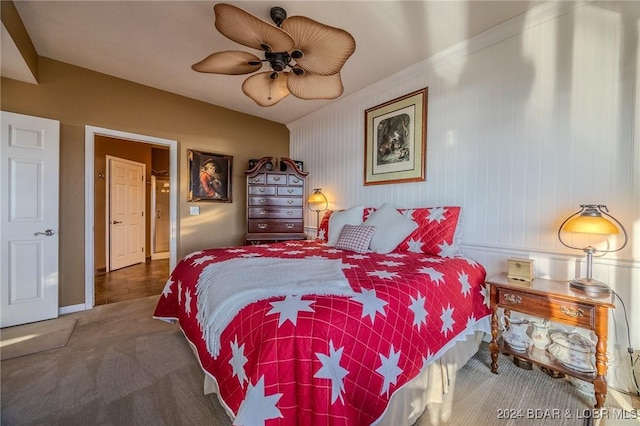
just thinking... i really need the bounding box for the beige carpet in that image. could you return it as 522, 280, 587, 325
1, 295, 638, 425
1, 317, 77, 361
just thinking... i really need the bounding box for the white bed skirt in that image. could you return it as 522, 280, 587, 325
198, 320, 490, 426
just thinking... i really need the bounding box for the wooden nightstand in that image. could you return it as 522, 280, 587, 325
486, 273, 615, 409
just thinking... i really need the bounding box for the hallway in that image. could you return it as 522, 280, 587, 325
95, 259, 170, 306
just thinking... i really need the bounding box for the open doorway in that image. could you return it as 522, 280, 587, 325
85, 126, 178, 309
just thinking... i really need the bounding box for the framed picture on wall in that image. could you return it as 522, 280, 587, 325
187, 149, 233, 202
364, 88, 427, 185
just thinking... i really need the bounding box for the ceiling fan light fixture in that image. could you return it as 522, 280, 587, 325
194, 3, 356, 106
243, 72, 290, 106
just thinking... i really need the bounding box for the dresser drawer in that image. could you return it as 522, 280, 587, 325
248, 207, 303, 219
248, 196, 303, 207
248, 219, 303, 233
248, 186, 276, 195
266, 174, 287, 185
277, 186, 303, 196
247, 174, 266, 185
498, 289, 594, 328
288, 175, 304, 186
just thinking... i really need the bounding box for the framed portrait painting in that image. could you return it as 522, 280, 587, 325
364, 88, 427, 185
188, 149, 233, 202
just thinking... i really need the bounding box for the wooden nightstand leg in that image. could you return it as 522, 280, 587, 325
489, 288, 499, 373
593, 306, 608, 409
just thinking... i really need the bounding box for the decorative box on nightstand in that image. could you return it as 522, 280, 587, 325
507, 258, 534, 282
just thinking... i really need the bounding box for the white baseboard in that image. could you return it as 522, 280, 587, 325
59, 303, 86, 315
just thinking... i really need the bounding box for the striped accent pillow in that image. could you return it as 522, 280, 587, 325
334, 224, 376, 253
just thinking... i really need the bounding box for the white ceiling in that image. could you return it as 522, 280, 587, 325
4, 1, 545, 124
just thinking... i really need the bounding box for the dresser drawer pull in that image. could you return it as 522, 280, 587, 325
286, 223, 294, 229
259, 199, 266, 204
259, 188, 266, 193
292, 178, 300, 183
504, 294, 522, 304
251, 178, 261, 183
287, 211, 293, 215
257, 223, 268, 230
287, 200, 293, 204
560, 306, 584, 317
287, 189, 294, 193
259, 210, 267, 215
273, 176, 281, 181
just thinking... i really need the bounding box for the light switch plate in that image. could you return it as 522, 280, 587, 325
190, 206, 200, 215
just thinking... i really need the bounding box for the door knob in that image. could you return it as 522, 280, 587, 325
34, 229, 55, 236
112, 220, 123, 224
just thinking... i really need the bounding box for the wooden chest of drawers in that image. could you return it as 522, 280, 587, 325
244, 157, 308, 244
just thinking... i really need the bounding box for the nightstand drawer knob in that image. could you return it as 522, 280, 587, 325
560, 305, 584, 317
504, 294, 522, 304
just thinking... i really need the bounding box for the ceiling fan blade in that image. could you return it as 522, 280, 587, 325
192, 51, 262, 75
282, 16, 356, 76
242, 72, 290, 107
287, 72, 344, 100
214, 3, 294, 53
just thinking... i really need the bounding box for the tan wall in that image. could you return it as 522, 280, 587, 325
1, 57, 289, 307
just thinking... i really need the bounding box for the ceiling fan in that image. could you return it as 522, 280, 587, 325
192, 3, 356, 107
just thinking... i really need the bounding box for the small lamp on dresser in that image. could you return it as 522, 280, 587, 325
558, 204, 628, 297
307, 189, 328, 227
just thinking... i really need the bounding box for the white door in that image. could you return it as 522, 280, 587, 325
108, 156, 145, 271
1, 111, 60, 327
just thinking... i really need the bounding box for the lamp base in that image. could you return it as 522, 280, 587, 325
569, 278, 611, 298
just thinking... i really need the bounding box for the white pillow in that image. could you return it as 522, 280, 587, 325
327, 205, 364, 246
363, 203, 418, 254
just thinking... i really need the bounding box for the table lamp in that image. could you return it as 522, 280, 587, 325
558, 204, 628, 296
307, 188, 328, 227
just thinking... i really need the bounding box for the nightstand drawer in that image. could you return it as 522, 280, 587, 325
498, 290, 594, 328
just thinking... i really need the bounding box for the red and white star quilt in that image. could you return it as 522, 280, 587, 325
153, 240, 491, 425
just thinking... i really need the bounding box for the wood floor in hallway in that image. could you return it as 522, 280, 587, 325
95, 258, 170, 306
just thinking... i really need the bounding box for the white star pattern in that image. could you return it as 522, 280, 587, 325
325, 248, 342, 254
417, 267, 445, 285
409, 294, 428, 330
314, 340, 349, 404
317, 228, 327, 240
347, 254, 370, 260
401, 208, 416, 218
481, 284, 491, 308
283, 250, 305, 255
458, 272, 471, 296
406, 238, 424, 253
376, 345, 402, 396
459, 257, 479, 267
184, 250, 203, 259
367, 270, 400, 280
377, 260, 404, 268
386, 253, 407, 258
265, 247, 285, 252
234, 376, 283, 425
340, 262, 358, 270
226, 248, 247, 253
305, 255, 330, 260
229, 336, 248, 386
440, 304, 455, 337
351, 288, 387, 322
438, 241, 457, 258
466, 314, 477, 330
191, 255, 216, 266
419, 257, 444, 263
161, 278, 173, 298
428, 207, 448, 223
240, 253, 263, 258
267, 295, 315, 327
184, 287, 192, 316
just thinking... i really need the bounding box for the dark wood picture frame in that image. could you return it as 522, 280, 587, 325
187, 149, 232, 202
364, 88, 427, 185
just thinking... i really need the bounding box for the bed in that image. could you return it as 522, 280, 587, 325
153, 204, 492, 425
